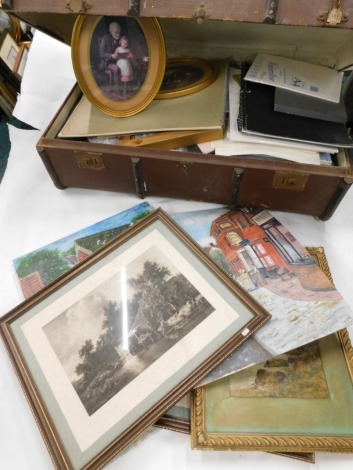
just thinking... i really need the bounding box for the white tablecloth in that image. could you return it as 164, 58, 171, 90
1, 30, 353, 470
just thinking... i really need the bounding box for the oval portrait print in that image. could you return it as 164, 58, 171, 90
72, 16, 166, 117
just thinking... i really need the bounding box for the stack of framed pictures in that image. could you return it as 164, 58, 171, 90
0, 30, 29, 80
0, 208, 270, 469
4, 202, 353, 467
4, 198, 353, 467
160, 246, 353, 463
71, 15, 218, 118
69, 15, 223, 152
0, 9, 31, 117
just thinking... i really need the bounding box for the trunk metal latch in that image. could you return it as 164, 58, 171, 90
65, 0, 92, 13
272, 171, 309, 191
75, 152, 106, 171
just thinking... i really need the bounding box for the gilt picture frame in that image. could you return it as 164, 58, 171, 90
0, 208, 270, 469
191, 325, 353, 453
71, 15, 166, 117
155, 57, 218, 99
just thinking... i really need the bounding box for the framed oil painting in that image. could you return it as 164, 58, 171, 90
158, 246, 329, 464
191, 326, 353, 454
155, 57, 218, 99
71, 15, 166, 117
156, 397, 315, 462
0, 209, 270, 469
155, 397, 315, 462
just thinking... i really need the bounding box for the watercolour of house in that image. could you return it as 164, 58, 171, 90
210, 209, 333, 291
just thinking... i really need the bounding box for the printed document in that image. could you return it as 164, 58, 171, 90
245, 53, 343, 103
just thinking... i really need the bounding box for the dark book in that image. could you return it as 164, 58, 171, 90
343, 72, 353, 123
274, 88, 347, 124
238, 64, 353, 148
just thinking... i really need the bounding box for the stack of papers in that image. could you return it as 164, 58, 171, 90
218, 56, 353, 164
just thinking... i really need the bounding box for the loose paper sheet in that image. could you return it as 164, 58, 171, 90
245, 53, 343, 103
13, 30, 76, 131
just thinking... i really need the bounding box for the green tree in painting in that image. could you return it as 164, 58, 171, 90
130, 209, 151, 224
16, 249, 70, 285
208, 246, 233, 276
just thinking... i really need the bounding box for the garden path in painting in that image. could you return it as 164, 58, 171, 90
43, 245, 214, 416
250, 277, 345, 355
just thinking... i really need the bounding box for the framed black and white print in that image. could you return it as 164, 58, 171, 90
0, 209, 270, 469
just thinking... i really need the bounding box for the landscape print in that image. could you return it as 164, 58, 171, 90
13, 202, 152, 299
43, 245, 215, 415
172, 207, 353, 384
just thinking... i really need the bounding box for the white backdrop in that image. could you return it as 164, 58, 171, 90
1, 31, 353, 470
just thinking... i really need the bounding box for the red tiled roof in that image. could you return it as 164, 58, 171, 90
20, 271, 45, 299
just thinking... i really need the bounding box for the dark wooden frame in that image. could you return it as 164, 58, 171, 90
0, 208, 270, 469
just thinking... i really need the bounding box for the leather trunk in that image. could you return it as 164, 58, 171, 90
5, 1, 353, 220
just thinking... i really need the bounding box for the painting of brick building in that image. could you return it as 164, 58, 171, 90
172, 207, 353, 384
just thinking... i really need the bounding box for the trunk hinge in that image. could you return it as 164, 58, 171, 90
228, 169, 244, 209
0, 0, 14, 9
131, 158, 146, 198
127, 0, 141, 16
263, 0, 280, 24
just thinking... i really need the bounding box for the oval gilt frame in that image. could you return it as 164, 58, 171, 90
71, 15, 166, 117
155, 57, 218, 100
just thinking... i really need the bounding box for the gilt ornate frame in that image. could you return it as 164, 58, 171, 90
71, 15, 166, 117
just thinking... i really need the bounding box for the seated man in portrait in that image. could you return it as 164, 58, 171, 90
98, 21, 122, 86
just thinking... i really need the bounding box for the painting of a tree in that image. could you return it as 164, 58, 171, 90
44, 246, 215, 416
75, 339, 95, 381
129, 260, 173, 331
16, 248, 70, 284
209, 246, 233, 276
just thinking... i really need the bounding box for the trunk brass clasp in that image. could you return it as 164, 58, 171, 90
317, 0, 349, 25
75, 152, 106, 171
65, 0, 92, 13
273, 171, 309, 191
